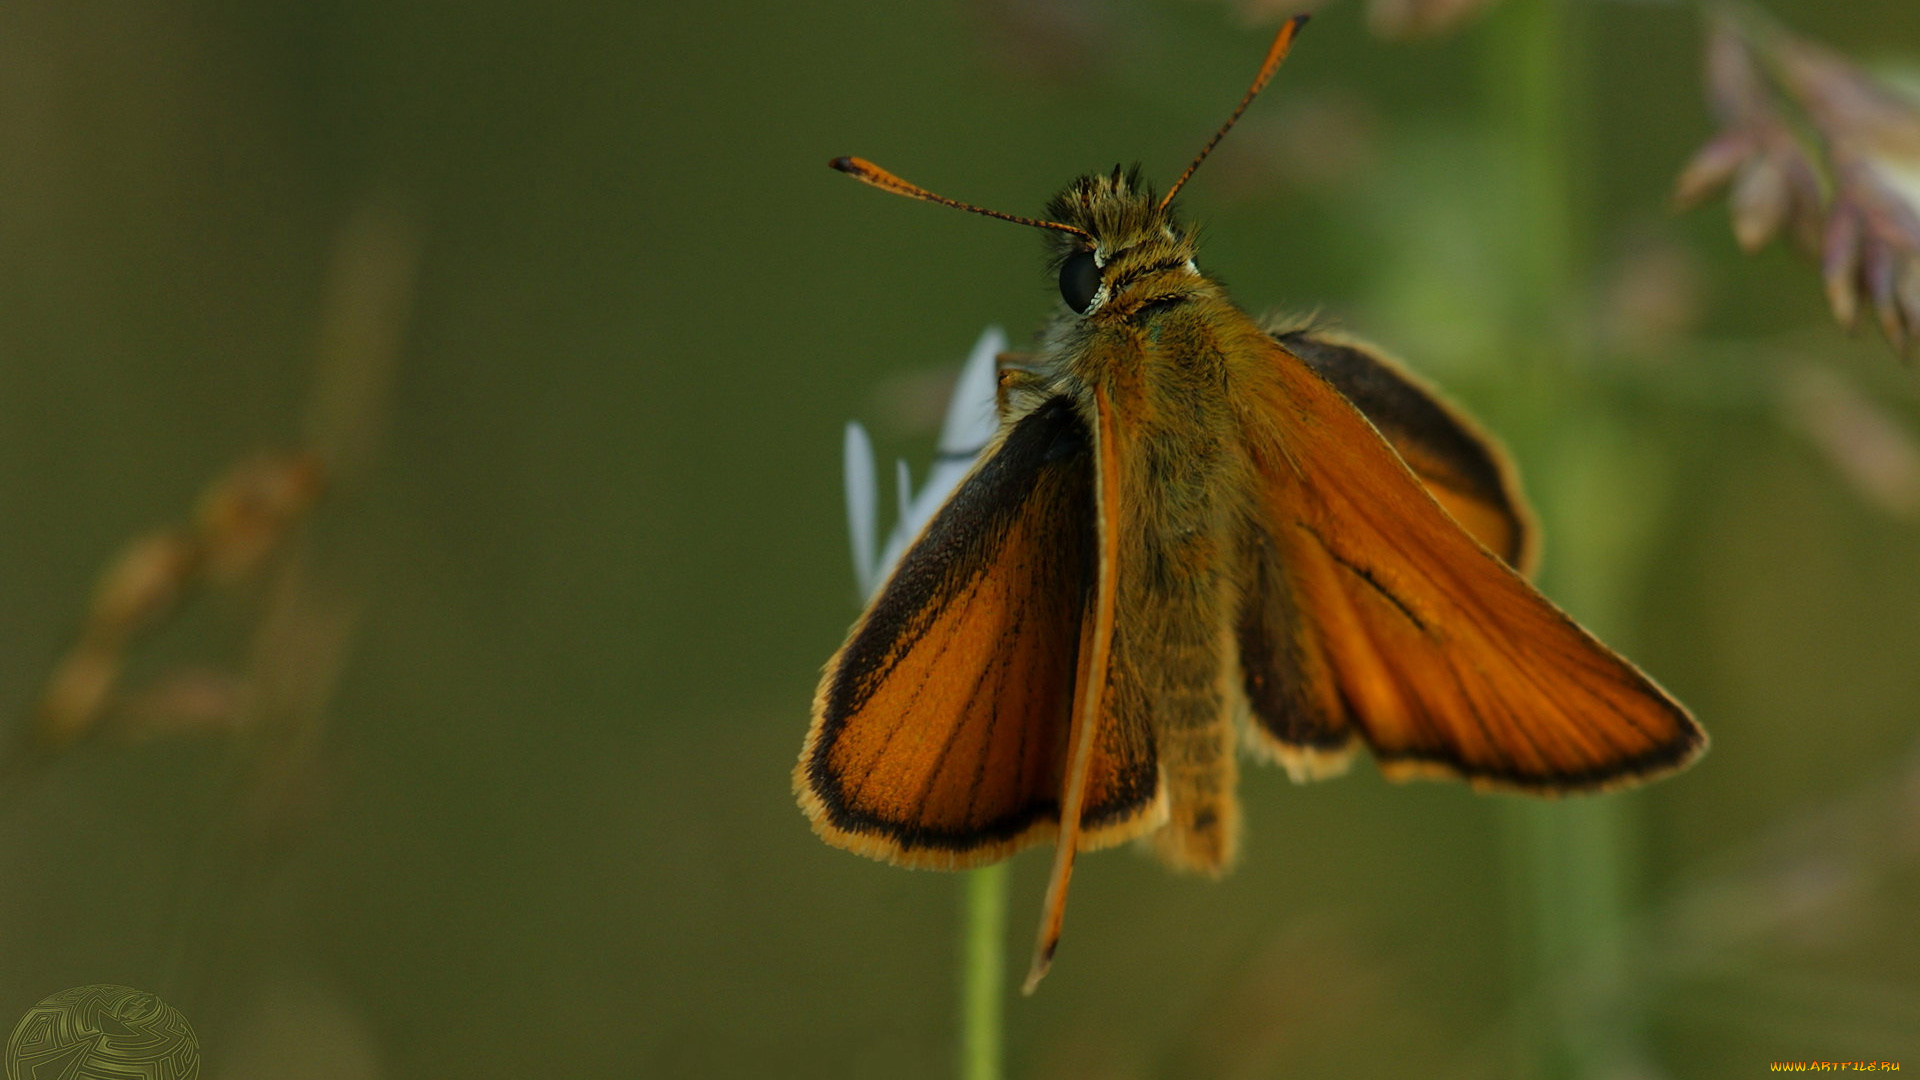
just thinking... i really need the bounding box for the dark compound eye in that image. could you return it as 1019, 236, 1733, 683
1059, 250, 1101, 313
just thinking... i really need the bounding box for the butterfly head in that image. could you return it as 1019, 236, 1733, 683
1044, 166, 1200, 318
830, 15, 1308, 322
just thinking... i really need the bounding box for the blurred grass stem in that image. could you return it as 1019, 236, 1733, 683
1480, 1, 1651, 1077
959, 863, 1008, 1080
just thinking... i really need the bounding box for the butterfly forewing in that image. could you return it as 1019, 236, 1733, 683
798, 396, 1161, 868
1274, 327, 1536, 574
1239, 337, 1705, 790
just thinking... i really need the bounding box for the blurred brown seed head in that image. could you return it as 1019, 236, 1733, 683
1366, 0, 1501, 41
86, 529, 202, 638
24, 450, 325, 756
113, 668, 250, 743
195, 451, 327, 583
36, 526, 201, 749
1597, 231, 1707, 357
33, 650, 124, 751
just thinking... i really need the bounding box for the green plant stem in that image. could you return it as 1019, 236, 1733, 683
1480, 1, 1651, 1077
958, 863, 1008, 1080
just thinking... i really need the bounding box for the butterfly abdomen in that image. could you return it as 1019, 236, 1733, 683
1098, 329, 1254, 875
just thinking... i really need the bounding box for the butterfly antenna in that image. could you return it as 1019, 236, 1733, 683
1159, 14, 1310, 210
831, 157, 1093, 240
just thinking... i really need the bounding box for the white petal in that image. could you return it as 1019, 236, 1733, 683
894, 458, 915, 531
871, 327, 1008, 581
842, 421, 879, 595
938, 325, 1007, 457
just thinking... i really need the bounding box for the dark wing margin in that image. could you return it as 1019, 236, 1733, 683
797, 396, 1158, 868
1274, 327, 1537, 574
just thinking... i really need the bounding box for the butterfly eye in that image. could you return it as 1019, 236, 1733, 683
1059, 250, 1102, 314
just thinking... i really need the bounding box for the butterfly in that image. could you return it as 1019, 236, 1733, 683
795, 15, 1704, 992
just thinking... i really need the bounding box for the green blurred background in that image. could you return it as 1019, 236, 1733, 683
2, 0, 1917, 1076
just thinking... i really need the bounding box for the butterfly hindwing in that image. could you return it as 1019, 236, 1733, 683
1236, 524, 1357, 780
1239, 336, 1704, 790
798, 395, 1160, 869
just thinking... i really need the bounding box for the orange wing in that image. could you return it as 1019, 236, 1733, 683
1238, 337, 1704, 791
798, 396, 1161, 868
1274, 326, 1535, 574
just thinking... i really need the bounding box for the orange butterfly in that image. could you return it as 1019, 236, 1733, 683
796, 15, 1704, 992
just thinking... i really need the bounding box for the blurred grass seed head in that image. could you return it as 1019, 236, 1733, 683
1676, 10, 1920, 361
